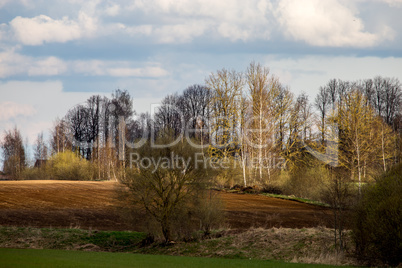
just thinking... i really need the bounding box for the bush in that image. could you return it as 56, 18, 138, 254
321, 172, 357, 253
282, 166, 330, 201
352, 163, 402, 266
193, 190, 224, 238
21, 166, 50, 180
48, 151, 95, 180
120, 136, 222, 243
211, 158, 244, 188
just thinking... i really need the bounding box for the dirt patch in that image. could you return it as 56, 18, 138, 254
220, 192, 331, 229
0, 181, 331, 231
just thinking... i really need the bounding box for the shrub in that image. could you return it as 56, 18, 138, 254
193, 190, 224, 238
321, 172, 357, 253
212, 158, 244, 188
21, 166, 50, 180
282, 166, 330, 201
48, 151, 95, 180
120, 136, 222, 243
352, 163, 402, 266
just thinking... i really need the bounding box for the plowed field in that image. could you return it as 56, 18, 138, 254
0, 180, 331, 230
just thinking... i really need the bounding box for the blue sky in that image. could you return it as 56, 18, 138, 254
0, 0, 402, 154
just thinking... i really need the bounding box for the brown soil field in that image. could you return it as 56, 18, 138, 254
0, 180, 332, 231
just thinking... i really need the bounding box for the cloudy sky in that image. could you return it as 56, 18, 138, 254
0, 0, 402, 156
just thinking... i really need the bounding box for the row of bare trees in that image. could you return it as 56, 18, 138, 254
315, 77, 400, 189
50, 90, 134, 180
142, 63, 401, 188
1, 63, 401, 183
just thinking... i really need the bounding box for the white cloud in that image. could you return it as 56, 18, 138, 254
0, 48, 29, 78
154, 21, 210, 43
72, 60, 169, 77
275, 0, 394, 47
0, 49, 67, 77
9, 12, 97, 45
28, 57, 68, 76
0, 101, 36, 121
77, 11, 98, 35
0, 49, 168, 78
123, 21, 209, 44
103, 3, 120, 16
107, 66, 169, 77
128, 0, 274, 42
125, 25, 153, 36
6, 0, 272, 44
10, 15, 81, 45
2, 0, 399, 47
0, 23, 7, 41
73, 60, 105, 76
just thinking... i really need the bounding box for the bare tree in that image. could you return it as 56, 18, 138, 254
322, 171, 355, 254
154, 93, 183, 137
110, 89, 134, 133
34, 132, 48, 162
283, 93, 311, 171
298, 92, 313, 142
181, 84, 210, 141
315, 86, 330, 144
120, 137, 212, 242
85, 95, 101, 161
206, 68, 244, 159
65, 104, 89, 158
382, 77, 401, 127
274, 86, 293, 156
50, 118, 72, 155
360, 79, 374, 104
246, 62, 280, 183
1, 127, 26, 178
327, 79, 338, 110
373, 76, 385, 118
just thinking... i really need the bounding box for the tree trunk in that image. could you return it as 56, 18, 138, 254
161, 216, 172, 243
381, 123, 387, 172
356, 128, 362, 195
241, 143, 247, 187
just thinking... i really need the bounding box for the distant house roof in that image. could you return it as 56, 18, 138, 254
34, 159, 48, 168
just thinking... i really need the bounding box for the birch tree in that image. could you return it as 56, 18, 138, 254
246, 62, 280, 183
206, 68, 243, 159
336, 90, 377, 193
50, 118, 72, 155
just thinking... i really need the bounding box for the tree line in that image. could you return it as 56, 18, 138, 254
1, 62, 401, 185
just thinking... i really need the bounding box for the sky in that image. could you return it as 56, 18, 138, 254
0, 0, 402, 160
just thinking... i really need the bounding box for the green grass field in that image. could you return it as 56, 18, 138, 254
0, 248, 357, 268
